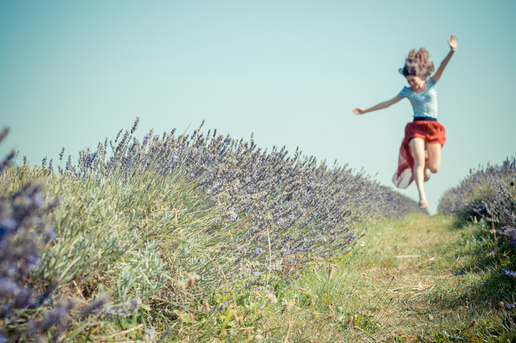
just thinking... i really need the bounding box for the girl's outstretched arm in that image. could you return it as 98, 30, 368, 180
433, 34, 458, 83
353, 96, 402, 115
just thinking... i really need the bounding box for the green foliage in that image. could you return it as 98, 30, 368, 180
1, 164, 250, 340
3, 138, 515, 341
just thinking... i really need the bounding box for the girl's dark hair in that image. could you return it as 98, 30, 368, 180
399, 48, 434, 79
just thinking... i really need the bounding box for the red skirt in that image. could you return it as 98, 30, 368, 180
392, 121, 446, 189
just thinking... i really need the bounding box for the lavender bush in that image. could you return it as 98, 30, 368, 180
0, 129, 59, 341
68, 118, 422, 275
2, 151, 257, 340
438, 158, 516, 326
0, 119, 423, 340
0, 130, 111, 342
438, 158, 516, 242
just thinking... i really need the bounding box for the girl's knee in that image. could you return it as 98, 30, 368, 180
414, 158, 426, 168
428, 165, 440, 173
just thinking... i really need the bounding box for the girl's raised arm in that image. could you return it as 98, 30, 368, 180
353, 96, 402, 115
433, 34, 458, 83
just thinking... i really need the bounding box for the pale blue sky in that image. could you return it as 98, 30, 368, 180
1, 0, 515, 214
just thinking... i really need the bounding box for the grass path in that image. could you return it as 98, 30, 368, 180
258, 213, 515, 342
346, 213, 496, 341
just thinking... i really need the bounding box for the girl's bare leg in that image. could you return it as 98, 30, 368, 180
410, 137, 428, 208
425, 143, 442, 174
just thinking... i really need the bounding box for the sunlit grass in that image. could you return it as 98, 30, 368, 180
253, 214, 516, 342
2, 121, 514, 341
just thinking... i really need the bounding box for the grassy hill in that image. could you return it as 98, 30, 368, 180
0, 123, 514, 342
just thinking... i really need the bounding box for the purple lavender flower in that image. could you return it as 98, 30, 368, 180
65, 156, 72, 171
143, 133, 151, 146
501, 269, 516, 279
131, 117, 140, 134
0, 128, 8, 143
59, 147, 65, 161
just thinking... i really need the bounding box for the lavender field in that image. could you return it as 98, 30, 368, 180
1, 120, 515, 342
438, 157, 516, 330
0, 120, 424, 341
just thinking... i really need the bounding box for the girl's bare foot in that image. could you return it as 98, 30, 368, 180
418, 200, 429, 209
424, 166, 431, 182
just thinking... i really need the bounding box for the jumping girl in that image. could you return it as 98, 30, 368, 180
352, 35, 458, 209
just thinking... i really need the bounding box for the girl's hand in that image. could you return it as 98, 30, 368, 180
352, 108, 365, 115
448, 34, 458, 51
